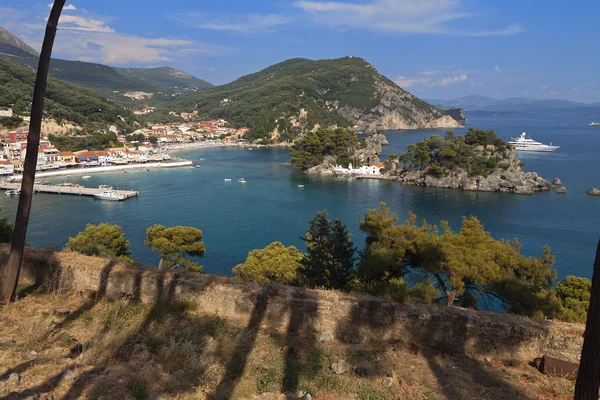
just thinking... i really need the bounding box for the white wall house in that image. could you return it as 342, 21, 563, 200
333, 163, 383, 176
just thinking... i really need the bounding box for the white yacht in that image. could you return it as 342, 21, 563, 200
81, 175, 91, 180
238, 178, 247, 184
508, 132, 560, 152
94, 189, 126, 201
589, 122, 600, 127
224, 178, 232, 182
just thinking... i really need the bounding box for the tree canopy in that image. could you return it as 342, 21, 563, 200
357, 203, 560, 317
290, 128, 360, 170
145, 225, 205, 272
298, 211, 356, 290
232, 242, 302, 285
66, 223, 132, 263
399, 128, 511, 177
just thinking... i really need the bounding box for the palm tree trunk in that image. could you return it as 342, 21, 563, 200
0, 0, 66, 304
575, 239, 600, 399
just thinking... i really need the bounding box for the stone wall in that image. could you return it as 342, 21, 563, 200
11, 246, 585, 364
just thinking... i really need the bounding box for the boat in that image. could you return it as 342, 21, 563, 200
81, 175, 91, 179
196, 165, 200, 168
224, 178, 232, 182
508, 132, 560, 152
5, 189, 20, 196
238, 178, 247, 184
589, 122, 600, 127
94, 189, 126, 201
98, 185, 113, 190
297, 184, 305, 188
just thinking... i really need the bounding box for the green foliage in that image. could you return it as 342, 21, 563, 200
0, 217, 14, 243
145, 225, 205, 272
0, 59, 132, 127
126, 133, 146, 143
232, 242, 302, 285
299, 211, 356, 290
357, 203, 560, 317
0, 115, 23, 128
555, 276, 591, 323
175, 57, 424, 141
399, 128, 511, 177
48, 132, 120, 152
290, 128, 360, 170
66, 223, 132, 263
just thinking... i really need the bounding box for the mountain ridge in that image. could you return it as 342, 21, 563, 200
176, 56, 462, 142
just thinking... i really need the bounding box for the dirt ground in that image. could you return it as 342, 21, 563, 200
0, 292, 575, 400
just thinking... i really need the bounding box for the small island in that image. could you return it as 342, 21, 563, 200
290, 128, 554, 195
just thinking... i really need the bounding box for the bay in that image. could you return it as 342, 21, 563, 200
1, 115, 598, 279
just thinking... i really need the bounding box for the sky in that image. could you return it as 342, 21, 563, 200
1, 0, 600, 102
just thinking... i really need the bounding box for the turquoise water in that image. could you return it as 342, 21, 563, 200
0, 116, 598, 279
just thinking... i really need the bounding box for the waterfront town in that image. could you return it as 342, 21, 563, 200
0, 113, 250, 177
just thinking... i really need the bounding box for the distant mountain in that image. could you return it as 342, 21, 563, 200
0, 26, 38, 58
114, 67, 212, 91
176, 57, 462, 141
0, 25, 211, 101
0, 59, 133, 127
429, 95, 600, 116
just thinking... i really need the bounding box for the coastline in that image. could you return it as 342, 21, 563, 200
8, 161, 193, 181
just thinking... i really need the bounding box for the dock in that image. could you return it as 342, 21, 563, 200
0, 183, 139, 200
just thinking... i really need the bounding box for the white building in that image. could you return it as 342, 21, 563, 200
333, 162, 383, 176
0, 107, 13, 117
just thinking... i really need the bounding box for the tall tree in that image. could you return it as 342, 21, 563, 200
66, 223, 133, 263
0, 0, 66, 304
575, 240, 600, 400
298, 211, 356, 290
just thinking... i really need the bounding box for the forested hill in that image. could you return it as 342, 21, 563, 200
0, 59, 132, 127
175, 57, 461, 142
114, 67, 212, 90
0, 26, 211, 101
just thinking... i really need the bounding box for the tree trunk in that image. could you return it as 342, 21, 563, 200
0, 0, 66, 304
575, 239, 600, 400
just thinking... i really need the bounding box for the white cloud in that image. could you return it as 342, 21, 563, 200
396, 73, 467, 88
493, 65, 502, 74
471, 24, 523, 37
0, 6, 230, 65
48, 3, 77, 10
169, 12, 290, 32
294, 0, 522, 36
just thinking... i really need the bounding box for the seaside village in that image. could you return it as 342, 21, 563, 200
0, 114, 250, 177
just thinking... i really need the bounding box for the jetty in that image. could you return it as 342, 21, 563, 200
0, 183, 139, 200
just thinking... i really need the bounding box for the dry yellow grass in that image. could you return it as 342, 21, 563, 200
0, 292, 575, 400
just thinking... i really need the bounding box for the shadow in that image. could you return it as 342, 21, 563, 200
0, 359, 39, 381
281, 288, 319, 398
208, 287, 270, 400
335, 297, 538, 400
51, 260, 116, 333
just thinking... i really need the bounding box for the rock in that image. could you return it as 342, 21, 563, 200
51, 308, 71, 317
382, 377, 394, 388
301, 394, 312, 400
7, 372, 20, 384
553, 178, 562, 185
587, 188, 600, 196
331, 359, 351, 374
21, 389, 36, 399
68, 342, 83, 357
142, 360, 157, 370
555, 187, 567, 194
61, 369, 76, 381
39, 393, 53, 400
485, 357, 492, 364
316, 332, 334, 342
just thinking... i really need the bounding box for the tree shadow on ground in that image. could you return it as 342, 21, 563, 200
336, 297, 539, 400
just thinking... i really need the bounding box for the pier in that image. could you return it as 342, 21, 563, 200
0, 183, 139, 200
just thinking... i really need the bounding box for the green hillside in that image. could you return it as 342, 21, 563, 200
0, 59, 131, 127
115, 66, 212, 90
175, 57, 448, 141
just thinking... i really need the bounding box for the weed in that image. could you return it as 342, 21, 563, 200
256, 366, 281, 393
128, 378, 148, 400
59, 333, 76, 348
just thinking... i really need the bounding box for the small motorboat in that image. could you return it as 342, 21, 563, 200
5, 189, 20, 196
94, 189, 126, 201
196, 165, 200, 168
238, 178, 247, 184
297, 184, 305, 188
224, 178, 232, 182
81, 175, 91, 179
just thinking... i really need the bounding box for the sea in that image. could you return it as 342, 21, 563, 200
1, 116, 598, 279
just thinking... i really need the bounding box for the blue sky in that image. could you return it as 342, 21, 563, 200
2, 0, 600, 102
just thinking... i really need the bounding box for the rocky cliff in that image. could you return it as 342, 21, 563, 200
394, 149, 553, 195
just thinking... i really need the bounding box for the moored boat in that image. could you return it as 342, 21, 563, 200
589, 122, 600, 127
224, 178, 232, 182
5, 189, 20, 196
508, 132, 559, 152
94, 189, 126, 201
81, 175, 92, 179
238, 178, 247, 184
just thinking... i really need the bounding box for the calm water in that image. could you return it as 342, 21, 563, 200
1, 116, 599, 279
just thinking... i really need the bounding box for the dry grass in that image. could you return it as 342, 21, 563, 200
0, 292, 576, 400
